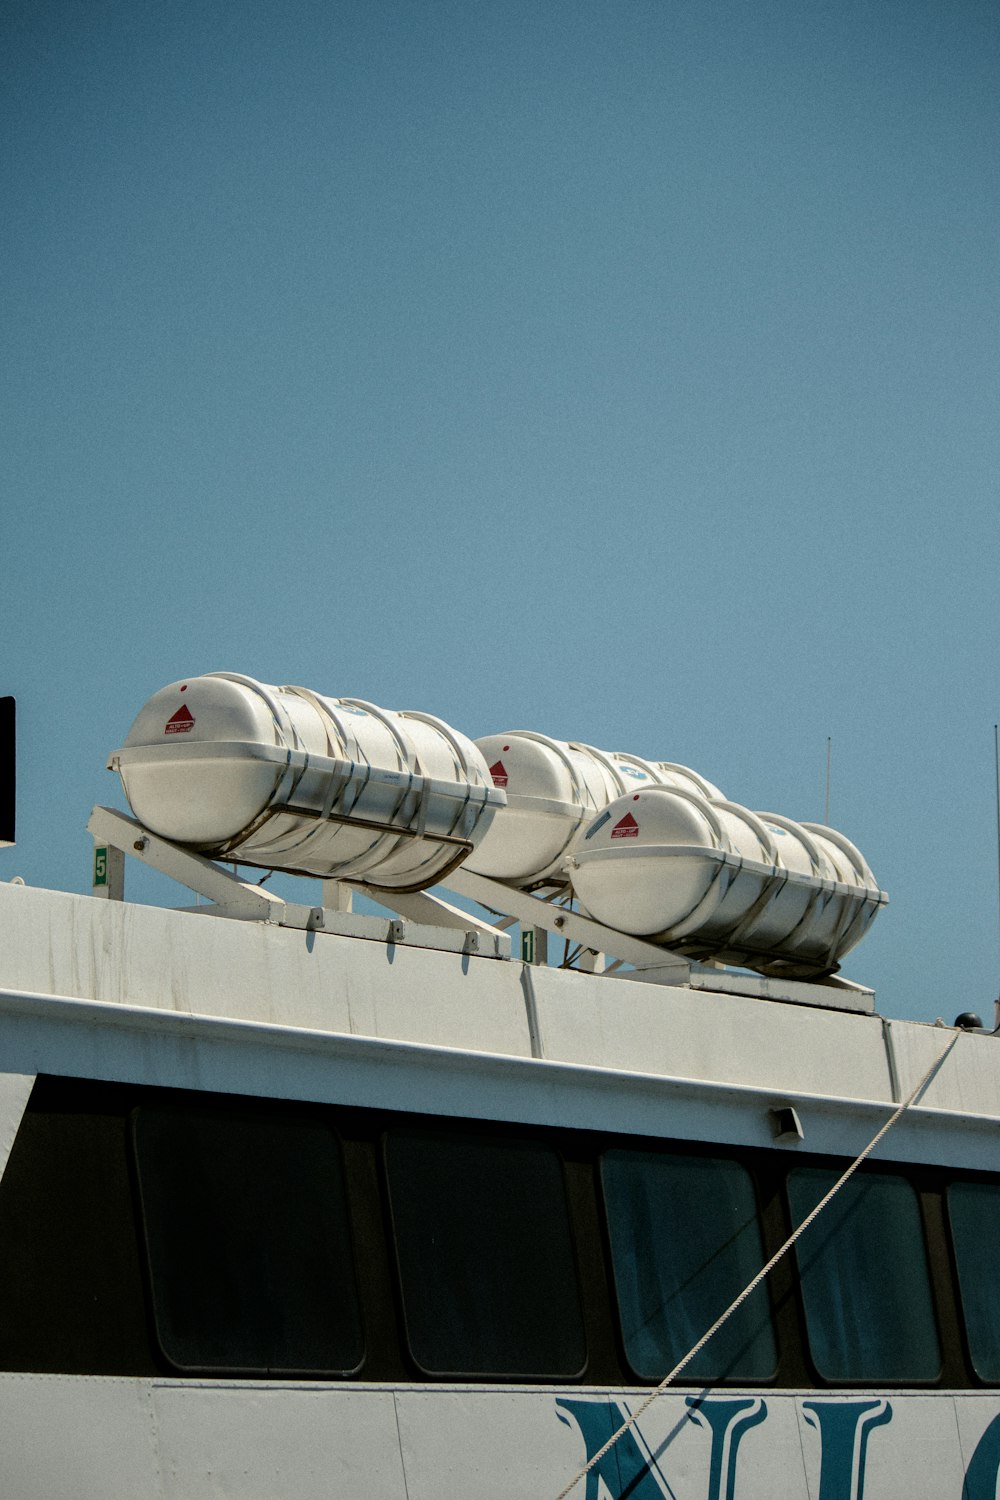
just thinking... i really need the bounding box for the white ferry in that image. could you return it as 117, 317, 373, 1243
1, 674, 998, 1500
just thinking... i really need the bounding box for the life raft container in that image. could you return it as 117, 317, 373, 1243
109, 673, 504, 890
465, 729, 723, 887
565, 784, 886, 978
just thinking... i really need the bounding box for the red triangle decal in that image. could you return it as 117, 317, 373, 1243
164, 703, 195, 735
611, 811, 639, 838
489, 759, 509, 788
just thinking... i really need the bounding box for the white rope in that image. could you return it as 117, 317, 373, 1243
554, 1028, 962, 1500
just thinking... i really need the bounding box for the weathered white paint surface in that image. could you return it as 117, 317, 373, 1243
2, 879, 1000, 1499
532, 964, 891, 1100
0, 879, 998, 1167
0, 1378, 998, 1500
0, 882, 529, 1053
0, 1070, 34, 1182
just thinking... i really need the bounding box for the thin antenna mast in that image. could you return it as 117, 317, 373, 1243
824, 736, 832, 826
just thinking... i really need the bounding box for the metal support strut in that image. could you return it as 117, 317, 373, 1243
85, 807, 510, 957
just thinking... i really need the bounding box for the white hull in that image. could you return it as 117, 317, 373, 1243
1, 876, 998, 1499
3, 1377, 1000, 1499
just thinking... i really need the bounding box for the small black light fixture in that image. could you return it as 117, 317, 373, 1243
953, 1012, 984, 1031
769, 1105, 804, 1144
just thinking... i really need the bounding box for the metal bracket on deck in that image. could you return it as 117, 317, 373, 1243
84, 809, 872, 1003
88, 807, 317, 925
85, 807, 510, 956
433, 867, 874, 1009
441, 866, 693, 984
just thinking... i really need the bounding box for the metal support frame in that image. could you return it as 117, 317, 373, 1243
85, 808, 510, 957
437, 868, 874, 1010
88, 807, 316, 925
82, 808, 873, 1006
361, 884, 512, 942
442, 866, 692, 983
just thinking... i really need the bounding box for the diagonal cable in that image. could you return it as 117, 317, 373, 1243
554, 1028, 962, 1500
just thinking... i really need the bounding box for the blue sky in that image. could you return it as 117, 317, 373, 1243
3, 0, 998, 1023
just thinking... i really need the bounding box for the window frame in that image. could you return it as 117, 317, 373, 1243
4, 1072, 996, 1392
598, 1143, 779, 1386
945, 1173, 1000, 1386
130, 1100, 367, 1379
381, 1121, 589, 1382
785, 1160, 943, 1388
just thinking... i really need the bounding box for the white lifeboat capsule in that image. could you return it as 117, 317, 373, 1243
654, 761, 725, 801
108, 673, 504, 890
466, 731, 723, 887
566, 786, 886, 978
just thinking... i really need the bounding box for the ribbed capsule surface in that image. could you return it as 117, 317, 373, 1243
109, 673, 504, 889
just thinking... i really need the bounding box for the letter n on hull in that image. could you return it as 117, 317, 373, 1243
556, 1398, 767, 1500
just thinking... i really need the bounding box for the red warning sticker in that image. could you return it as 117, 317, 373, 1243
610, 812, 639, 838
164, 704, 195, 735
489, 759, 509, 788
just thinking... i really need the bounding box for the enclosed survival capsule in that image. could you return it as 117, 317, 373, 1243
465, 730, 722, 887
109, 673, 504, 890
566, 784, 886, 978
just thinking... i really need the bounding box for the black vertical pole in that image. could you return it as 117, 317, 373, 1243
0, 697, 14, 847
995, 724, 1000, 1004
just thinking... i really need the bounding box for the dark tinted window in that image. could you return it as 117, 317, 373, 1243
788, 1167, 940, 1382
601, 1150, 776, 1381
948, 1181, 1000, 1381
0, 1082, 151, 1375
132, 1107, 364, 1375
384, 1129, 585, 1377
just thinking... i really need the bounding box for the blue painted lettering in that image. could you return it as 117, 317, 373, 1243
557, 1399, 669, 1500
556, 1397, 766, 1500
686, 1398, 767, 1500
962, 1411, 1000, 1500
802, 1399, 892, 1500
